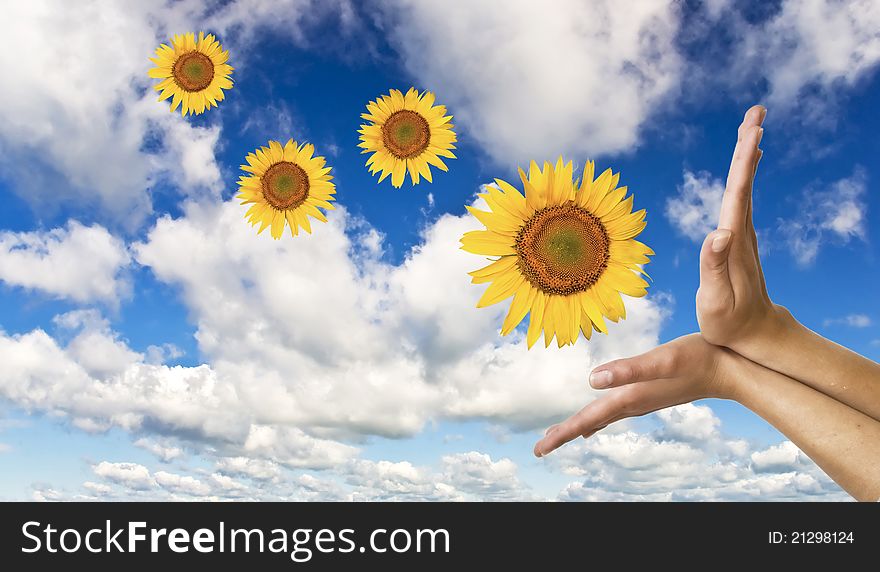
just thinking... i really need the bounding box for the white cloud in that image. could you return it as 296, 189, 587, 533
32, 487, 65, 502
206, 0, 357, 45
93, 461, 155, 490
823, 314, 872, 328
154, 471, 212, 497
750, 441, 809, 473
656, 403, 720, 442
82, 481, 112, 496
346, 459, 461, 501
54, 310, 143, 378
548, 406, 845, 501
132, 198, 666, 436
344, 452, 531, 501
738, 0, 880, 106
216, 457, 283, 482
0, 0, 356, 229
778, 169, 867, 266
144, 343, 185, 365
379, 0, 681, 165
134, 438, 185, 463
0, 222, 131, 304
440, 452, 526, 500
0, 194, 667, 493
665, 170, 724, 241
0, 320, 356, 470
0, 443, 10, 453
0, 1, 226, 228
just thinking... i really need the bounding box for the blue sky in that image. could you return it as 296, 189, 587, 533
0, 0, 877, 501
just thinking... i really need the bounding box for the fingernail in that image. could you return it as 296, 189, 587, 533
590, 370, 613, 388
756, 128, 764, 145
711, 230, 731, 252
758, 106, 767, 123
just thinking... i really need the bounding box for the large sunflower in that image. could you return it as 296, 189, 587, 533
236, 139, 336, 240
461, 159, 652, 348
149, 32, 233, 116
358, 88, 456, 187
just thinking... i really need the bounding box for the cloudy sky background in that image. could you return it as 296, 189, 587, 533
1, 0, 878, 501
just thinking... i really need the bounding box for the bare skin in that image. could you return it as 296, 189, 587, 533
534, 106, 880, 501
698, 105, 880, 421
533, 334, 880, 501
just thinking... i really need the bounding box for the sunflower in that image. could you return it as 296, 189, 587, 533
236, 139, 336, 240
148, 32, 233, 116
461, 158, 652, 348
358, 88, 456, 187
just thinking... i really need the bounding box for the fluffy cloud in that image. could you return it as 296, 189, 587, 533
379, 0, 681, 165
738, 0, 880, 106
656, 403, 720, 442
0, 197, 666, 496
778, 168, 867, 266
130, 199, 666, 439
93, 462, 155, 490
216, 457, 283, 482
0, 1, 226, 229
0, 222, 131, 304
0, 320, 356, 469
80, 449, 528, 502
0, 0, 357, 229
154, 471, 212, 497
548, 406, 845, 501
750, 441, 811, 473
134, 438, 185, 463
823, 314, 872, 328
665, 171, 724, 242
439, 452, 527, 500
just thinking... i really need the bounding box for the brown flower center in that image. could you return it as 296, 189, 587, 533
261, 162, 310, 210
515, 202, 610, 296
172, 51, 215, 92
381, 110, 431, 158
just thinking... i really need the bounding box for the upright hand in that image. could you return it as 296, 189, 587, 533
696, 105, 783, 353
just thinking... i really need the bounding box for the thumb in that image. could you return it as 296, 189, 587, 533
698, 229, 734, 313
700, 229, 732, 284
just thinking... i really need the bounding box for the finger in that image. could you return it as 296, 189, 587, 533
698, 229, 734, 304
719, 106, 765, 232
736, 105, 766, 143
588, 345, 680, 389
534, 393, 625, 456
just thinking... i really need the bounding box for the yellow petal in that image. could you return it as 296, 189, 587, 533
391, 159, 406, 187
270, 209, 285, 239
477, 272, 523, 308
594, 186, 628, 219
581, 290, 608, 333
501, 282, 535, 335
460, 230, 516, 256
526, 291, 547, 349
469, 256, 518, 283
285, 210, 299, 237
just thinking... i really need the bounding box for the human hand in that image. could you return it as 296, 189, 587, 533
696, 105, 787, 354
533, 334, 736, 457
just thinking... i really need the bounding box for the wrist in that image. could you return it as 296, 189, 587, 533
714, 348, 758, 405
706, 346, 744, 401
734, 303, 798, 358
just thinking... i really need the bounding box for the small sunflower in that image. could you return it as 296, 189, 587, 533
236, 139, 336, 240
149, 32, 233, 116
461, 158, 653, 348
358, 88, 456, 187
